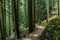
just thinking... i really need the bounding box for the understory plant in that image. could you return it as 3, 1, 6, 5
40, 17, 60, 40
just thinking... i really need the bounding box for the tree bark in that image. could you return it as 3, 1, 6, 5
38, 0, 40, 21
57, 0, 59, 16
46, 0, 49, 22
0, 0, 6, 40
28, 0, 35, 33
32, 0, 35, 30
13, 0, 20, 39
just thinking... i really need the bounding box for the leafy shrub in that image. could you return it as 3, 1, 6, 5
40, 17, 60, 40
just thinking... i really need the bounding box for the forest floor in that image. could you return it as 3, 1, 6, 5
6, 24, 45, 40
22, 24, 45, 40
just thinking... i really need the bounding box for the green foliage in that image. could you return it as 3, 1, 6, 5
0, 0, 60, 40
40, 0, 47, 21
40, 15, 57, 26
35, 0, 47, 22
49, 0, 58, 17
19, 0, 29, 34
40, 17, 60, 40
0, 0, 29, 38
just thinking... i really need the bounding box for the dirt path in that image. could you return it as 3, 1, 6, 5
6, 24, 45, 40
22, 25, 45, 40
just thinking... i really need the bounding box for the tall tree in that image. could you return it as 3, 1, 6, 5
9, 0, 11, 35
13, 0, 20, 39
28, 0, 35, 33
0, 0, 6, 40
57, 0, 59, 16
32, 0, 35, 29
38, 0, 40, 22
0, 13, 1, 40
25, 0, 29, 28
46, 0, 49, 22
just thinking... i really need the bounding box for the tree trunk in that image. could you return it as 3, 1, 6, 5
57, 0, 59, 16
32, 0, 35, 30
46, 0, 49, 22
28, 0, 35, 33
0, 0, 7, 40
13, 0, 20, 39
38, 0, 40, 22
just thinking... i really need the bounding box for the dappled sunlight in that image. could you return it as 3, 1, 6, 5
22, 38, 32, 40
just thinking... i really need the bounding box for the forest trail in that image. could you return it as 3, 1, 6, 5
6, 24, 45, 40
22, 24, 45, 40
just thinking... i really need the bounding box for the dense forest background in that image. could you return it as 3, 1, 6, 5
0, 0, 60, 40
